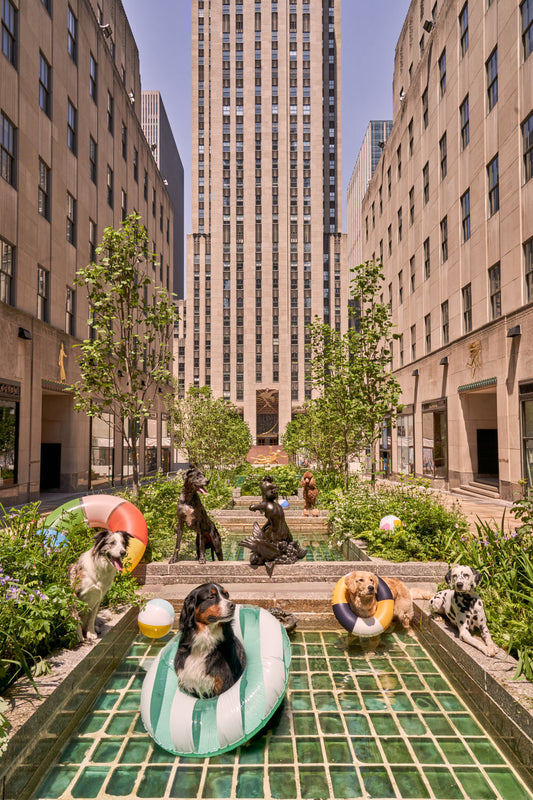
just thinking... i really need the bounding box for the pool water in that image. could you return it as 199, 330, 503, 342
34, 629, 532, 800
179, 534, 345, 562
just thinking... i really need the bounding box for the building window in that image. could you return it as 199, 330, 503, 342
439, 132, 447, 179
90, 53, 97, 102
397, 207, 403, 242
398, 334, 404, 367
65, 286, 75, 335
107, 92, 113, 135
89, 136, 97, 184
460, 95, 469, 150
1, 0, 16, 66
423, 161, 429, 204
66, 191, 76, 245
410, 324, 416, 361
422, 404, 448, 478
398, 269, 403, 305
439, 49, 446, 97
488, 263, 501, 319
461, 189, 471, 241
440, 216, 448, 262
1, 112, 15, 187
67, 6, 77, 63
409, 187, 414, 225
425, 314, 431, 353
522, 110, 533, 183
388, 224, 392, 256
89, 218, 97, 263
38, 158, 50, 220
67, 99, 76, 154
459, 2, 468, 57
525, 237, 533, 302
408, 118, 414, 156
521, 0, 533, 61
121, 122, 127, 160
397, 144, 401, 180
121, 189, 127, 221
423, 237, 430, 279
144, 170, 148, 201
37, 265, 49, 321
133, 147, 138, 182
387, 166, 391, 197
441, 300, 449, 345
39, 53, 51, 116
487, 155, 499, 216
486, 48, 498, 111
462, 283, 472, 332
422, 87, 428, 129
0, 237, 14, 305
410, 255, 415, 293
107, 165, 113, 207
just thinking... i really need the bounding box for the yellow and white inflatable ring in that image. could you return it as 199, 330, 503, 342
332, 575, 394, 636
140, 605, 291, 757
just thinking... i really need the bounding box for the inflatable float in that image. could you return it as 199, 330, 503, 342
332, 575, 394, 636
43, 494, 148, 572
141, 605, 291, 757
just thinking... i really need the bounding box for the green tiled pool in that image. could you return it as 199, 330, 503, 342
33, 629, 532, 800
179, 534, 345, 562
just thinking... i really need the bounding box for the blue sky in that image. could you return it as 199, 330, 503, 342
123, 0, 411, 233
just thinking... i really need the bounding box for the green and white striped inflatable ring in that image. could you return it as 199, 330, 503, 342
140, 605, 291, 757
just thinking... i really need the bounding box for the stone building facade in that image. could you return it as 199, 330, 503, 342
0, 0, 175, 504
361, 0, 533, 499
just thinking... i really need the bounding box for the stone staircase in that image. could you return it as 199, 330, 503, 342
133, 495, 444, 625
452, 479, 500, 501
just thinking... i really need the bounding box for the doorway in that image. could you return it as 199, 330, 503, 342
40, 443, 61, 490
477, 429, 499, 479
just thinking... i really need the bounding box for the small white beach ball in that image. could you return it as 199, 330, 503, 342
379, 515, 403, 531
138, 599, 175, 638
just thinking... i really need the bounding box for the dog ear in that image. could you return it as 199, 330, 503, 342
445, 569, 453, 587
92, 529, 108, 548
471, 568, 482, 586
344, 573, 356, 594
179, 590, 199, 632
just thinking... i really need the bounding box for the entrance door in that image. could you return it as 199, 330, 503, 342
477, 429, 499, 477
40, 443, 61, 490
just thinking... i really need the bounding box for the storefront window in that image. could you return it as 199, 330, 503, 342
0, 400, 18, 486
145, 416, 158, 473
161, 415, 171, 473
397, 411, 414, 474
91, 413, 114, 485
422, 401, 448, 478
380, 418, 392, 476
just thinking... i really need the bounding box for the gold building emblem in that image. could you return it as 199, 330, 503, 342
466, 340, 481, 379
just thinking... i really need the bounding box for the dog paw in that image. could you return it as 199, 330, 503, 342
85, 631, 98, 642
312, 509, 319, 516
169, 553, 178, 564
486, 643, 498, 657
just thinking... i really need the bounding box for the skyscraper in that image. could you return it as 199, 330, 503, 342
141, 91, 185, 299
179, 0, 347, 446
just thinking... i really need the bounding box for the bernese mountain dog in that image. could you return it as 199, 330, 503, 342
174, 583, 246, 698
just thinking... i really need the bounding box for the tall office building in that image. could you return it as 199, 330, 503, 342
361, 0, 533, 501
178, 0, 347, 445
141, 90, 185, 299
347, 120, 392, 269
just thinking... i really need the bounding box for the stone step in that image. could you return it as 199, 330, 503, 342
453, 482, 500, 500
133, 559, 447, 587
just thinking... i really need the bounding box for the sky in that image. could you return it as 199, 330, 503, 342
123, 0, 411, 234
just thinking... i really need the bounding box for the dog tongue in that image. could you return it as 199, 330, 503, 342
112, 558, 124, 571
198, 487, 208, 495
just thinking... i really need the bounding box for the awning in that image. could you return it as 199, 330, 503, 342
457, 377, 497, 393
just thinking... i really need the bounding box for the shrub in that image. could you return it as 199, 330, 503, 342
235, 464, 302, 497
328, 475, 468, 562
0, 501, 140, 694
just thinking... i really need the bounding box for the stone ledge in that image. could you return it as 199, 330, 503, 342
414, 601, 533, 785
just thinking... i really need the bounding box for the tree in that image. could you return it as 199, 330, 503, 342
70, 214, 176, 494
167, 385, 252, 471
304, 260, 402, 486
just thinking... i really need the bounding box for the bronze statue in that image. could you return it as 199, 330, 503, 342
240, 475, 307, 577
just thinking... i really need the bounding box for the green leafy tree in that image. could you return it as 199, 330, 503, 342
303, 260, 402, 486
167, 385, 252, 471
70, 213, 176, 494
282, 400, 352, 475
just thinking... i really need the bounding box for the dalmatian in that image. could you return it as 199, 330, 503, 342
429, 565, 498, 657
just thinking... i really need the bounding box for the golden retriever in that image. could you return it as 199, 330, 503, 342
344, 570, 432, 631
